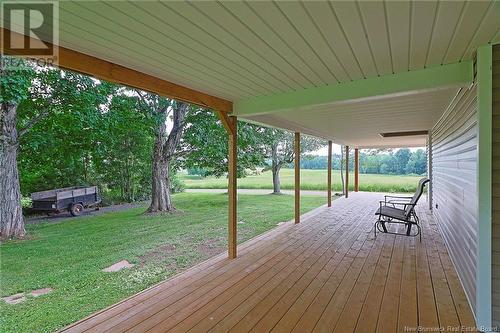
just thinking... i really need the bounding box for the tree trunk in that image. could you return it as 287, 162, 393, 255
147, 113, 174, 212
147, 101, 188, 213
124, 158, 131, 202
148, 155, 173, 212
272, 165, 282, 194
1, 103, 25, 239
271, 143, 281, 194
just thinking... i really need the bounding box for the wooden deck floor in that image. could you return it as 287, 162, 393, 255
62, 192, 476, 333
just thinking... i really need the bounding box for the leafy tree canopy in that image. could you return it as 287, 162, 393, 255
182, 109, 266, 178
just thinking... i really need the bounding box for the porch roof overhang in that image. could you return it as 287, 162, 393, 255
237, 63, 472, 147
2, 0, 499, 147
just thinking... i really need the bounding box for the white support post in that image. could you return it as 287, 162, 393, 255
476, 44, 492, 330
428, 131, 433, 211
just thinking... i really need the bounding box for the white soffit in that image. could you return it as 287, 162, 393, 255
52, 0, 499, 101
5, 1, 496, 146
242, 87, 460, 148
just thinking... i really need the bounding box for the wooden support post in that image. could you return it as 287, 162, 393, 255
295, 132, 301, 223
228, 118, 237, 259
354, 148, 359, 192
327, 141, 332, 207
216, 112, 237, 259
345, 146, 350, 198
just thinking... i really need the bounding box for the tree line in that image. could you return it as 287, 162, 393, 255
0, 60, 323, 239
299, 148, 427, 175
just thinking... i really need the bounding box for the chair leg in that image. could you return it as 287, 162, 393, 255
406, 223, 412, 236
380, 220, 388, 233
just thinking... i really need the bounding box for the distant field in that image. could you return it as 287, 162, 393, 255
180, 169, 423, 193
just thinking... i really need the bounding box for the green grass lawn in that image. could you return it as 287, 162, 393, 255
0, 193, 325, 333
181, 169, 423, 193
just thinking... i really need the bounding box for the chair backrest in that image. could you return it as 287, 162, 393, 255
404, 178, 430, 217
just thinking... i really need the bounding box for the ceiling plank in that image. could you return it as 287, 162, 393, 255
461, 1, 500, 60
183, 1, 311, 89
444, 1, 491, 64
331, 1, 378, 77
235, 61, 472, 116
50, 19, 244, 99
1, 28, 233, 113
125, 1, 288, 94
357, 1, 392, 75
244, 1, 329, 85
70, 2, 263, 96
426, 1, 465, 66
385, 1, 411, 72
275, 1, 348, 82
410, 1, 438, 70
301, 1, 363, 80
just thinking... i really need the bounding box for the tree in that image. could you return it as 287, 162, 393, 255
18, 71, 115, 194
261, 129, 324, 194
0, 60, 33, 239
395, 148, 411, 174
93, 94, 154, 202
406, 149, 427, 175
183, 109, 265, 178
262, 129, 292, 194
136, 92, 191, 213
2, 59, 115, 239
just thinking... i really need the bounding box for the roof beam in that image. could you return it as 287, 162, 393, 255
234, 61, 472, 116
1, 28, 233, 113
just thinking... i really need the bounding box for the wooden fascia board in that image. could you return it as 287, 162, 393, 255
234, 61, 473, 116
1, 28, 233, 113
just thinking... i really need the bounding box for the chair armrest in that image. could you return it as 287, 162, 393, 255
380, 200, 417, 209
384, 195, 412, 205
384, 195, 412, 200
389, 201, 416, 207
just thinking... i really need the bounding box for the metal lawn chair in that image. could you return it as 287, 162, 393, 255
374, 178, 430, 242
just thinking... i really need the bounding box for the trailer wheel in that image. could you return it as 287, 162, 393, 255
70, 203, 84, 216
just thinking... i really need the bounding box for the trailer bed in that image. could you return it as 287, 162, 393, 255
31, 186, 100, 216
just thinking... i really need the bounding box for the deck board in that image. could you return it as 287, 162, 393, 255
61, 192, 476, 333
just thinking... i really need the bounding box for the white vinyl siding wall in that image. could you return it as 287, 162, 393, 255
431, 84, 478, 313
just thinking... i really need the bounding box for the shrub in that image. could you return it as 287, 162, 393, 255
170, 173, 185, 193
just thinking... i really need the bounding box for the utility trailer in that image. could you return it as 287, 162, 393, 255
31, 186, 101, 216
